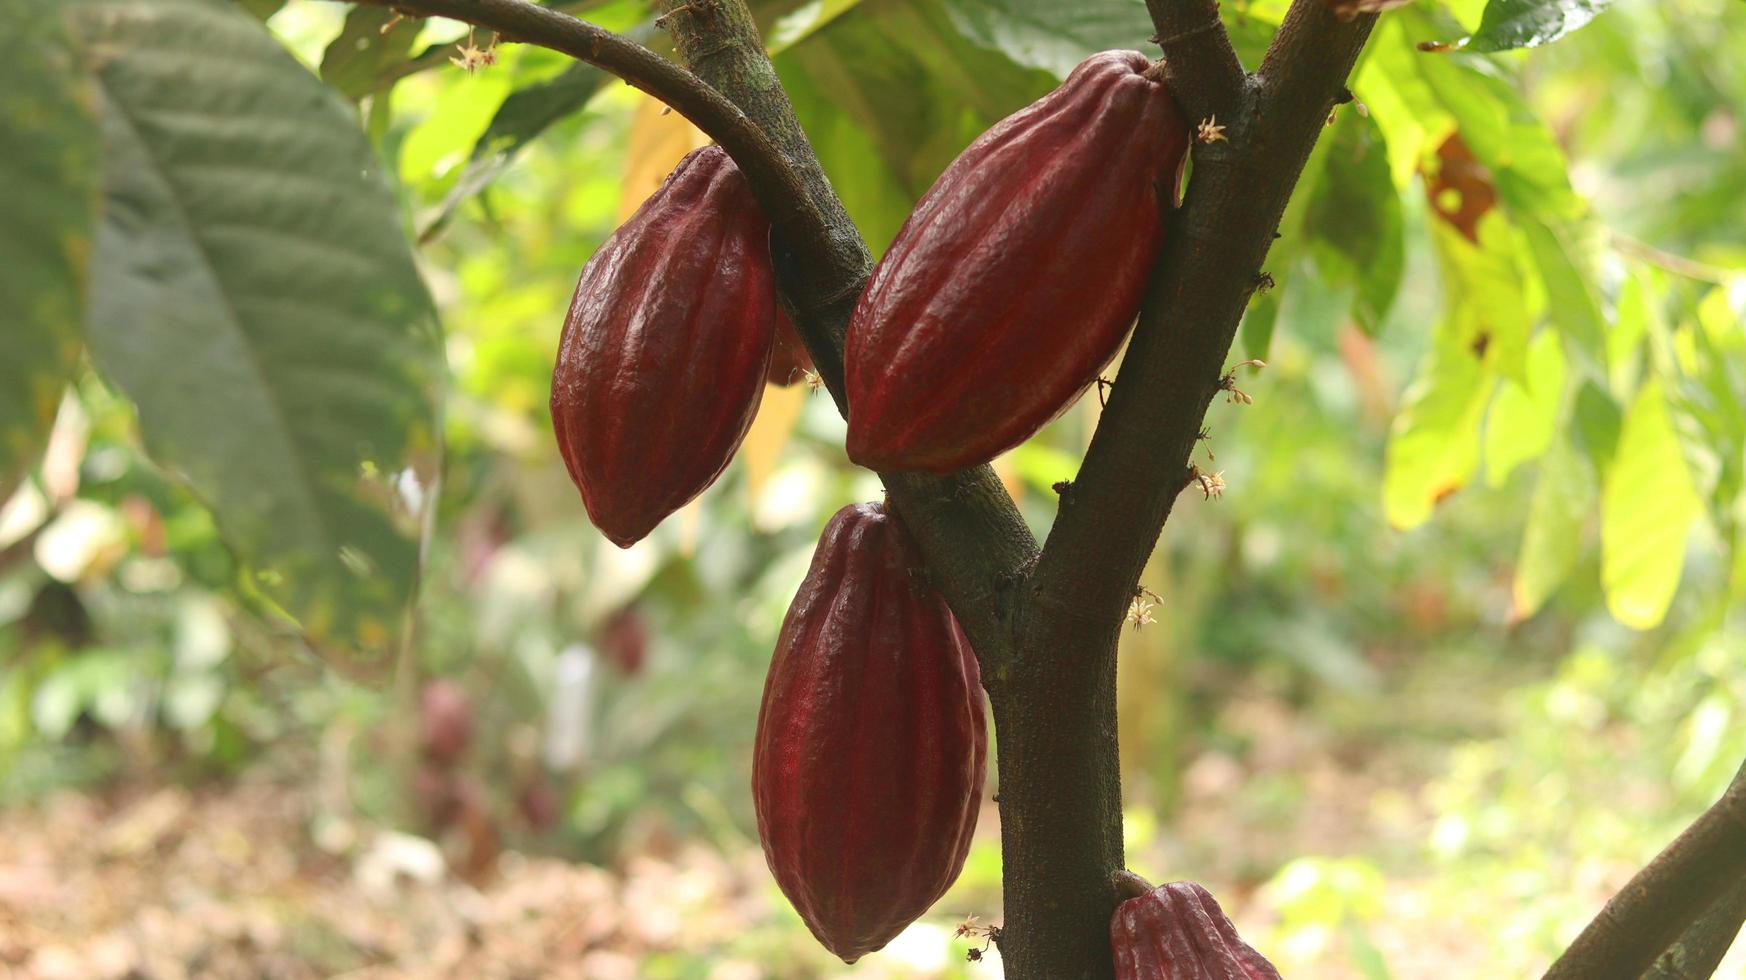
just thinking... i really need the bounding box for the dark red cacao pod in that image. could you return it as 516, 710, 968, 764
753, 502, 987, 963
1111, 880, 1284, 980
551, 145, 776, 546
597, 603, 649, 676
419, 679, 473, 767
766, 308, 815, 386
844, 50, 1190, 472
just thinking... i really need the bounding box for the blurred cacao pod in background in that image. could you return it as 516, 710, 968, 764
845, 50, 1190, 472
1111, 879, 1283, 980
753, 502, 987, 962
419, 678, 474, 767
551, 145, 777, 547
597, 604, 650, 676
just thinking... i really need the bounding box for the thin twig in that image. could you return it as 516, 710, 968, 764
338, 0, 836, 280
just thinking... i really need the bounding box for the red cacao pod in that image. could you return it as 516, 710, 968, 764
766, 308, 815, 386
844, 50, 1190, 472
551, 145, 776, 546
1111, 880, 1283, 980
753, 502, 987, 962
419, 679, 474, 767
598, 604, 649, 676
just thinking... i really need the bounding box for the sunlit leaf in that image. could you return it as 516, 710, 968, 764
767, 0, 866, 54
1432, 219, 1537, 384
0, 0, 96, 485
421, 57, 619, 240
1513, 434, 1593, 618
1484, 328, 1565, 487
1600, 380, 1702, 629
617, 92, 711, 222
1383, 315, 1497, 529
1465, 0, 1613, 53
71, 0, 443, 670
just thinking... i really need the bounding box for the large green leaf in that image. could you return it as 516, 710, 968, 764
776, 1, 1056, 210
0, 0, 99, 483
1513, 434, 1593, 618
1305, 111, 1403, 334
70, 0, 443, 669
1601, 380, 1703, 630
1382, 314, 1497, 529
320, 5, 423, 102
422, 55, 620, 240
1465, 0, 1613, 53
1483, 327, 1564, 487
937, 0, 1154, 77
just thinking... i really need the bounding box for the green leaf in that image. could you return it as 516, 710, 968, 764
1601, 380, 1703, 630
1519, 215, 1606, 372
1572, 379, 1621, 473
775, 2, 1056, 200
937, 0, 1154, 77
1484, 327, 1565, 487
1240, 282, 1285, 360
1383, 315, 1498, 529
767, 0, 867, 54
1660, 287, 1746, 546
1432, 219, 1537, 384
319, 5, 424, 102
232, 0, 282, 20
1305, 111, 1403, 334
0, 0, 99, 483
1465, 0, 1614, 53
422, 57, 619, 240
1513, 434, 1594, 618
71, 0, 443, 669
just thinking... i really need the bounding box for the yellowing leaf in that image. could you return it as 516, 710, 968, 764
1484, 329, 1565, 487
743, 383, 808, 505
1383, 317, 1496, 529
1601, 380, 1703, 629
1512, 436, 1593, 620
618, 93, 710, 222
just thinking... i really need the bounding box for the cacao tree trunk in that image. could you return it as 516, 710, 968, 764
989, 615, 1126, 980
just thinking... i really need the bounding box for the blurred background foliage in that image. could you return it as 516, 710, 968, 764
3, 0, 1745, 975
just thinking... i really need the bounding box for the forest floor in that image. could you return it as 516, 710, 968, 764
0, 684, 1702, 979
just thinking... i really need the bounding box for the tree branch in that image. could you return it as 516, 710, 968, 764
1543, 760, 1746, 979
1144, 0, 1246, 121
1640, 879, 1746, 980
340, 0, 843, 290
1031, 0, 1375, 630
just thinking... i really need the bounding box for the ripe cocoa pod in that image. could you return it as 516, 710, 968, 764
551, 145, 776, 547
766, 308, 815, 386
1111, 880, 1283, 980
419, 679, 473, 767
753, 502, 986, 962
845, 51, 1190, 472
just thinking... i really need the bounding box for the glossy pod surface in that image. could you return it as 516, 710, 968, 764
551, 145, 775, 547
753, 503, 987, 962
1111, 881, 1284, 980
845, 50, 1190, 472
